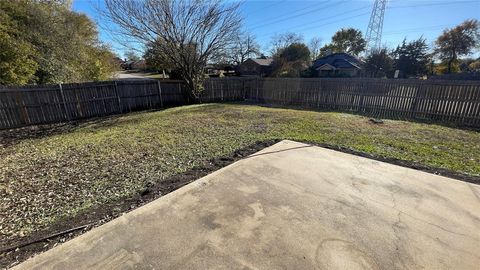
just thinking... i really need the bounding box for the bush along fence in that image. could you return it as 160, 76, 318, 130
0, 77, 479, 130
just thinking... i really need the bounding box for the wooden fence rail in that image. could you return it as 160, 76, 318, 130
1, 77, 479, 130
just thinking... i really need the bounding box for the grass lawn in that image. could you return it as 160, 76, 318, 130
1, 103, 479, 243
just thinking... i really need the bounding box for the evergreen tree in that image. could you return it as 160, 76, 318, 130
393, 38, 430, 78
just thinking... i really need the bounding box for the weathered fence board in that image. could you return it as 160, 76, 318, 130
1, 78, 479, 130
246, 78, 480, 127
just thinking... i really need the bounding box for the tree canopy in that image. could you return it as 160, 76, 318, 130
365, 48, 394, 78
125, 51, 141, 62
320, 28, 366, 56
0, 2, 37, 85
0, 0, 117, 85
269, 32, 304, 56
144, 41, 173, 72
393, 38, 430, 78
280, 43, 310, 62
271, 42, 310, 77
435, 19, 480, 73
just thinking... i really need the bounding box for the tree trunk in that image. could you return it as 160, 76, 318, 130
447, 51, 457, 74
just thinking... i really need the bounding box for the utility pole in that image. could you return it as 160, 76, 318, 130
365, 0, 387, 53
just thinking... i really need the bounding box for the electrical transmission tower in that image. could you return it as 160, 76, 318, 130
365, 0, 387, 52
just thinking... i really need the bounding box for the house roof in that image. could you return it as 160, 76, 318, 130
312, 53, 363, 70
317, 63, 336, 70
248, 58, 273, 66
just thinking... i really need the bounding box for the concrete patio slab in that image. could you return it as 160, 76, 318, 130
14, 140, 480, 270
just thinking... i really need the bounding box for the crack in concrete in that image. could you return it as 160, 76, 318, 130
390, 186, 411, 269
349, 185, 476, 240
397, 210, 471, 238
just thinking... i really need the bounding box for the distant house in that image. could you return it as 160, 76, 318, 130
132, 60, 146, 70
123, 60, 135, 70
205, 64, 236, 77
112, 57, 124, 69
238, 58, 273, 77
311, 53, 363, 77
123, 60, 146, 70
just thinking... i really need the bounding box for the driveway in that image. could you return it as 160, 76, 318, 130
14, 140, 480, 269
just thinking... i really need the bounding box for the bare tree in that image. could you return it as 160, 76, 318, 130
227, 33, 261, 65
308, 37, 322, 61
125, 50, 140, 62
103, 0, 242, 99
269, 32, 303, 56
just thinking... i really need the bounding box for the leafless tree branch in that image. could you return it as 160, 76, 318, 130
102, 0, 243, 99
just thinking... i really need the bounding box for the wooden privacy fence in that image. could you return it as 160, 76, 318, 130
0, 77, 479, 129
246, 78, 480, 128
0, 78, 246, 130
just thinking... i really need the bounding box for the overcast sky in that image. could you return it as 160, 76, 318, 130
72, 0, 480, 58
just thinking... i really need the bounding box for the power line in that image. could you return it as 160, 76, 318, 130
248, 0, 351, 31
285, 5, 371, 32
242, 0, 287, 17
245, 0, 317, 26
382, 24, 452, 36
253, 0, 478, 39
388, 0, 478, 9
254, 6, 371, 36
247, 0, 335, 30
293, 12, 371, 33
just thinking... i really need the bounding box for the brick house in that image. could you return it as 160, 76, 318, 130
238, 58, 274, 77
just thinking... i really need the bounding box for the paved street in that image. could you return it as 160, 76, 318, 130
114, 71, 153, 80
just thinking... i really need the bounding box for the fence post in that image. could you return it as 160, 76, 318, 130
316, 79, 321, 108
359, 81, 365, 113
221, 80, 224, 101
256, 78, 259, 102
157, 80, 163, 108
58, 83, 70, 121
113, 81, 122, 112
210, 79, 214, 102
242, 79, 246, 100
410, 84, 422, 119
14, 90, 28, 124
